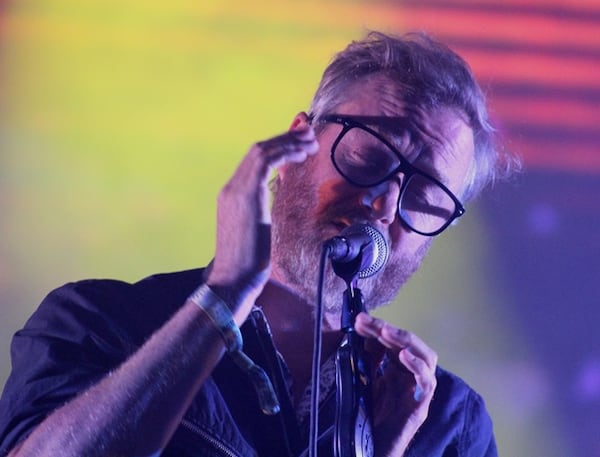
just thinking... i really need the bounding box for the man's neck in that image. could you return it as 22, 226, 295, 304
257, 279, 343, 405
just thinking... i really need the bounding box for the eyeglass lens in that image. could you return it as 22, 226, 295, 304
333, 126, 457, 235
333, 126, 399, 186
399, 174, 457, 234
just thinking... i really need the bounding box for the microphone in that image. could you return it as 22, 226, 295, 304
325, 223, 389, 280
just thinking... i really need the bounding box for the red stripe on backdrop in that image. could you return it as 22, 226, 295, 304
384, 0, 600, 174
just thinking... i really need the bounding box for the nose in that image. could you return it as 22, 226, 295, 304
360, 179, 401, 225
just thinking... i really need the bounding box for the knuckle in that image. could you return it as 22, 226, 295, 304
416, 408, 427, 425
430, 376, 437, 391
218, 181, 237, 199
217, 184, 231, 201
249, 142, 268, 161
409, 408, 428, 426
422, 377, 436, 394
252, 139, 268, 152
396, 328, 412, 345
371, 316, 386, 331
250, 140, 279, 164
416, 408, 429, 424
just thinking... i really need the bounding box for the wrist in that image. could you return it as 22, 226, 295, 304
186, 283, 280, 415
187, 284, 242, 352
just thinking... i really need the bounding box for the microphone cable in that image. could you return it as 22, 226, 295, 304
308, 244, 330, 457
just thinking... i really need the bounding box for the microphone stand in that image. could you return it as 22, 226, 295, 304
325, 224, 387, 457
333, 281, 374, 457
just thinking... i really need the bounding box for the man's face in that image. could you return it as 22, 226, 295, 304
271, 75, 474, 319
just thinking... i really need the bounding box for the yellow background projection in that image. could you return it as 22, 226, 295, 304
4, 0, 598, 455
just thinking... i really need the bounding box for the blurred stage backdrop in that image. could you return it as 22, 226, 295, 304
1, 1, 599, 456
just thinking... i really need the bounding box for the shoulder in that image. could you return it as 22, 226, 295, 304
45, 267, 206, 312
433, 366, 488, 412
29, 268, 206, 344
433, 366, 495, 434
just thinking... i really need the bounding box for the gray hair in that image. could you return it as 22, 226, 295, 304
308, 31, 519, 201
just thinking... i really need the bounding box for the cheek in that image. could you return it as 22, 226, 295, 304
388, 223, 432, 259
313, 178, 362, 217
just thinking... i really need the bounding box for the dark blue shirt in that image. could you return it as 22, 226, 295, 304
0, 269, 497, 456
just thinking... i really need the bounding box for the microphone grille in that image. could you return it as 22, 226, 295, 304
357, 224, 389, 279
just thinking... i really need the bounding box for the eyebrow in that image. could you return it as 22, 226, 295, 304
324, 114, 412, 149
329, 114, 411, 132
324, 113, 454, 186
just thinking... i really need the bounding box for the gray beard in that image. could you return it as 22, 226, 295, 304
270, 163, 431, 317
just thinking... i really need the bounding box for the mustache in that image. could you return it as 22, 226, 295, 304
315, 200, 372, 228
315, 207, 392, 245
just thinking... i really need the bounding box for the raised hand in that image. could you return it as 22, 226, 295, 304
354, 312, 438, 456
207, 124, 319, 324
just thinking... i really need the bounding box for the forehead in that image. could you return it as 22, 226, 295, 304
338, 74, 407, 119
332, 76, 475, 192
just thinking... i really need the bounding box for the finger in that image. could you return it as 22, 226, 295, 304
398, 348, 437, 402
220, 127, 318, 223
354, 312, 385, 339
226, 127, 317, 196
355, 313, 437, 371
355, 312, 407, 350
253, 126, 319, 170
380, 325, 437, 371
363, 334, 387, 372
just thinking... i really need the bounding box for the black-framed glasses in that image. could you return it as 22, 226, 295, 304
320, 114, 465, 236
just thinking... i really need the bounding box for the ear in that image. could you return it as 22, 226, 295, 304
289, 111, 311, 132
278, 112, 312, 181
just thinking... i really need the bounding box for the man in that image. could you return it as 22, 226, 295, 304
0, 31, 515, 456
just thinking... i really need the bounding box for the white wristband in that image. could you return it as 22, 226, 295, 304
187, 283, 280, 415
188, 284, 242, 353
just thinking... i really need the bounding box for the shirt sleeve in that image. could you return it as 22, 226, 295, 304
404, 367, 498, 457
460, 389, 497, 457
0, 280, 137, 455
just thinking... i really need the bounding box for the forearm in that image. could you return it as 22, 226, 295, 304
10, 300, 227, 457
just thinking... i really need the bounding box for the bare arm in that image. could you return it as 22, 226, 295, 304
10, 301, 227, 457
9, 126, 318, 457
